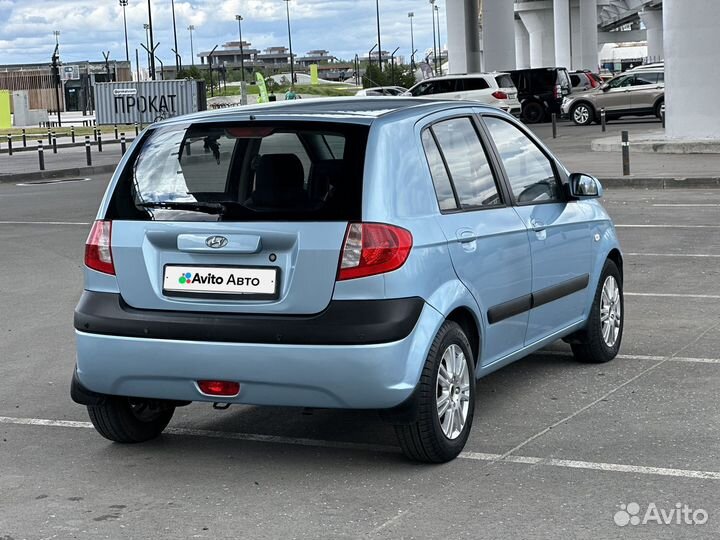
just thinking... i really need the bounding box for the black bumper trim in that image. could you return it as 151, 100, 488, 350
74, 291, 425, 345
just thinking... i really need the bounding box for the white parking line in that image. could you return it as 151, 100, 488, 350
1, 415, 719, 481
652, 204, 720, 207
626, 292, 720, 299
0, 221, 91, 226
538, 351, 720, 364
615, 224, 720, 229
626, 252, 720, 258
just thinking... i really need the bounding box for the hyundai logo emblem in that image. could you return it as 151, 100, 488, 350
206, 236, 228, 249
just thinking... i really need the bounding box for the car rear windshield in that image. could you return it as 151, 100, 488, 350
494, 74, 514, 89
107, 121, 369, 222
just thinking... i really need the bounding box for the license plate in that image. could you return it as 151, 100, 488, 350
163, 265, 279, 299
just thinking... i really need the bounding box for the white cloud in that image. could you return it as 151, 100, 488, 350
0, 0, 446, 66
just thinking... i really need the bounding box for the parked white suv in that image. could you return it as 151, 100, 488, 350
404, 73, 521, 115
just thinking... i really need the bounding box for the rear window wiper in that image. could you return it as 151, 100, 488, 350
136, 201, 226, 215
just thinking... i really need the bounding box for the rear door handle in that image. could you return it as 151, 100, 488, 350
530, 219, 546, 232
457, 229, 477, 243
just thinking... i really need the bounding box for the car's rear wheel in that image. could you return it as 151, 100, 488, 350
522, 101, 545, 124
571, 259, 623, 363
395, 321, 475, 463
655, 99, 665, 119
571, 103, 595, 126
87, 396, 175, 443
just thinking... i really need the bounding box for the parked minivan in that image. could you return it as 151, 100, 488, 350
405, 73, 521, 115
507, 67, 573, 123
72, 98, 624, 463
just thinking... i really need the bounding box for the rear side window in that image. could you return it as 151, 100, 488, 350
421, 130, 457, 211
461, 78, 490, 91
108, 122, 369, 222
424, 117, 502, 210
484, 117, 561, 204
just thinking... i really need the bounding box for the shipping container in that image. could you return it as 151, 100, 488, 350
95, 80, 207, 125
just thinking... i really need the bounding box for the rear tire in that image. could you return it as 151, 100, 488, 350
655, 99, 665, 119
395, 321, 475, 463
87, 396, 175, 443
571, 259, 623, 364
522, 101, 545, 124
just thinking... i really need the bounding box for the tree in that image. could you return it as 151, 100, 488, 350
363, 63, 417, 89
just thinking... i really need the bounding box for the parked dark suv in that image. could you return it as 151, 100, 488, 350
507, 67, 572, 124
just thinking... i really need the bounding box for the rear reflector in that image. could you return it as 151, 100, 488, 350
84, 220, 115, 275
337, 222, 413, 281
198, 380, 241, 396
492, 91, 508, 100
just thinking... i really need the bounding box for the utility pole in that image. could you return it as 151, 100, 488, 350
208, 45, 218, 97
430, 0, 439, 75
119, 0, 130, 62
435, 4, 442, 73
50, 37, 62, 127
408, 12, 415, 70
171, 0, 180, 72
375, 0, 383, 70
284, 0, 295, 85
147, 0, 156, 79
188, 25, 196, 66
235, 15, 246, 83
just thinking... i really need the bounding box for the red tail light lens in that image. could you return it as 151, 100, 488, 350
198, 380, 241, 396
337, 223, 413, 281
554, 84, 562, 99
492, 91, 508, 100
84, 220, 115, 275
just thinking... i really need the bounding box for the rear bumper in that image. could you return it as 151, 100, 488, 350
74, 293, 444, 409
74, 291, 424, 345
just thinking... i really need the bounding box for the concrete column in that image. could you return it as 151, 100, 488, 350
445, 0, 482, 74
664, 0, 720, 140
554, 0, 571, 68
639, 9, 663, 62
518, 8, 555, 68
483, 0, 516, 71
515, 18, 531, 69
578, 0, 598, 71
570, 4, 581, 70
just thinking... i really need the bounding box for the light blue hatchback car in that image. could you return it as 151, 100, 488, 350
72, 98, 624, 462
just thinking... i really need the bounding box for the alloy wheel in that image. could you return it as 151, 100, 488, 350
436, 344, 471, 440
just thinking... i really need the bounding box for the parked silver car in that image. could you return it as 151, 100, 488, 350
561, 68, 664, 125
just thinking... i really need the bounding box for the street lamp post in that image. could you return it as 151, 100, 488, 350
171, 0, 180, 72
119, 0, 130, 63
430, 0, 438, 75
143, 24, 151, 77
369, 43, 377, 68
235, 15, 246, 83
51, 31, 62, 127
390, 46, 399, 85
375, 0, 382, 70
283, 0, 295, 85
408, 12, 415, 70
435, 4, 442, 74
188, 25, 195, 66
146, 0, 156, 79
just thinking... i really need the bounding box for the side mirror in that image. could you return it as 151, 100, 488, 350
602, 85, 610, 92
569, 173, 602, 199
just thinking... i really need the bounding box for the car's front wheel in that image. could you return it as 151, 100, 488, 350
87, 396, 176, 443
571, 103, 595, 126
571, 259, 623, 363
395, 321, 475, 463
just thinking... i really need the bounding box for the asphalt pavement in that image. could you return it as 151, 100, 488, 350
0, 175, 718, 539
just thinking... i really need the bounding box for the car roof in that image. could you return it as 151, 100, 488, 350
156, 97, 503, 127
417, 72, 510, 81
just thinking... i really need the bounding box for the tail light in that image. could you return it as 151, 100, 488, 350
492, 91, 508, 100
337, 223, 413, 281
84, 220, 115, 275
554, 84, 562, 99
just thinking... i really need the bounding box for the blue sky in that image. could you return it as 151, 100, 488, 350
0, 0, 446, 66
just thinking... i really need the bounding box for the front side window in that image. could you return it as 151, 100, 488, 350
430, 118, 502, 209
484, 117, 561, 204
607, 75, 633, 89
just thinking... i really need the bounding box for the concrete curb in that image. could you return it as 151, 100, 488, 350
0, 164, 118, 184
601, 177, 720, 189
592, 137, 720, 154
